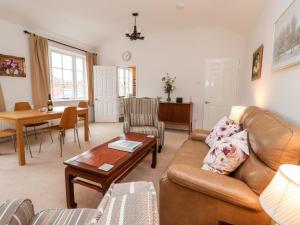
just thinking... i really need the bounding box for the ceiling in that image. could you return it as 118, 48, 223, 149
0, 0, 269, 50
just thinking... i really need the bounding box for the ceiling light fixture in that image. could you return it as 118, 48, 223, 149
125, 12, 144, 41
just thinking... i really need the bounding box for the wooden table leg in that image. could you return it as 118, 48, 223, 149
15, 121, 25, 166
65, 168, 77, 208
84, 110, 89, 142
151, 144, 157, 169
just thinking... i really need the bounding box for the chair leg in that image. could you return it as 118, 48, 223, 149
74, 129, 76, 143
75, 128, 81, 149
59, 132, 63, 157
34, 126, 37, 139
25, 127, 33, 158
48, 123, 53, 143
158, 145, 163, 153
39, 130, 44, 153
12, 136, 16, 152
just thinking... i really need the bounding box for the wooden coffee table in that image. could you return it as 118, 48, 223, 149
64, 132, 157, 208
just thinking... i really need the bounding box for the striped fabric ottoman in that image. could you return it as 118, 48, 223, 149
0, 181, 158, 225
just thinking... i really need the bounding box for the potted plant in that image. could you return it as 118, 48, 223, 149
162, 74, 176, 102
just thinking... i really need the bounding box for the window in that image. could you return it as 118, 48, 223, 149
118, 67, 133, 97
49, 47, 87, 101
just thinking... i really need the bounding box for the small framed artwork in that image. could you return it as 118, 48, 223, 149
0, 54, 26, 77
273, 0, 300, 71
252, 45, 264, 81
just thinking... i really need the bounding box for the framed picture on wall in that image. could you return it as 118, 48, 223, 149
252, 45, 264, 81
272, 0, 300, 71
0, 54, 26, 77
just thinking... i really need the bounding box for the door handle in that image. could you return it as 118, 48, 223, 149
204, 101, 211, 104
95, 98, 98, 101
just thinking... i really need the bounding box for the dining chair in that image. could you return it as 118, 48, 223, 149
0, 129, 16, 152
14, 102, 53, 156
78, 101, 91, 137
57, 107, 81, 157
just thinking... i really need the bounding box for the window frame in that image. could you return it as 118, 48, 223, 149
49, 46, 88, 102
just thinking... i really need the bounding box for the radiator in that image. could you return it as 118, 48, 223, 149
0, 119, 14, 130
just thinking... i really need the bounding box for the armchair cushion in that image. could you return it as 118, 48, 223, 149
130, 114, 153, 126
167, 164, 262, 211
0, 199, 34, 225
129, 126, 158, 137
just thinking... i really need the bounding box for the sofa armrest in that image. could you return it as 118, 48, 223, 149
189, 129, 210, 142
167, 164, 262, 211
0, 199, 34, 225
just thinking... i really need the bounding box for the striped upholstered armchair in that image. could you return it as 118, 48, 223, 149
123, 97, 165, 152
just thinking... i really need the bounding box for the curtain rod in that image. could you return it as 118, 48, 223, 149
24, 30, 97, 56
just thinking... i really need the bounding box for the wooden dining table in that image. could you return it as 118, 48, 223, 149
0, 106, 89, 166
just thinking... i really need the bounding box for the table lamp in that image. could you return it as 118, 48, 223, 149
259, 164, 300, 225
229, 106, 246, 123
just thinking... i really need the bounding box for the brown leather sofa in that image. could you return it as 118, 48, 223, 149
160, 106, 300, 225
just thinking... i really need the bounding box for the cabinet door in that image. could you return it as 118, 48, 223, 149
173, 104, 190, 124
158, 103, 174, 122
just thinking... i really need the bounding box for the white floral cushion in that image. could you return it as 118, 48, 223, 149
205, 116, 241, 147
202, 130, 249, 175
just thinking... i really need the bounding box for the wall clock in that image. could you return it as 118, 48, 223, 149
122, 51, 132, 61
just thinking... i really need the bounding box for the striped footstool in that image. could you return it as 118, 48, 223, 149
0, 181, 158, 225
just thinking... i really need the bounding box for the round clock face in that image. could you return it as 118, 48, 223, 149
122, 51, 132, 61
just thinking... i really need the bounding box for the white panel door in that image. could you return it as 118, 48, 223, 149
202, 58, 239, 130
94, 66, 118, 122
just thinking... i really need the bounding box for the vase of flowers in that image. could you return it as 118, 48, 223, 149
162, 74, 176, 102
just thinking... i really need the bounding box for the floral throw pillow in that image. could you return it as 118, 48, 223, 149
205, 116, 241, 147
202, 130, 249, 175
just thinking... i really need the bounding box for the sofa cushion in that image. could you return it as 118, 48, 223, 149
167, 164, 262, 211
130, 114, 153, 126
0, 199, 34, 225
240, 106, 300, 170
202, 130, 249, 175
171, 139, 209, 168
234, 150, 276, 195
129, 126, 158, 137
30, 208, 97, 225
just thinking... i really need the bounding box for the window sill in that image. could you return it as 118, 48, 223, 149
53, 99, 88, 103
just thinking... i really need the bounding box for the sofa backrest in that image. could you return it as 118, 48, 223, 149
234, 106, 300, 194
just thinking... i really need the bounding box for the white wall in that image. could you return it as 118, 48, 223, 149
0, 19, 32, 111
239, 0, 300, 125
100, 26, 246, 128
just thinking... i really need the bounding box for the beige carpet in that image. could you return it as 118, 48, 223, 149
0, 123, 188, 211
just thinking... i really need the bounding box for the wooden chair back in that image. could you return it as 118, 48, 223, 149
14, 102, 32, 111
78, 101, 88, 108
78, 101, 88, 119
59, 107, 78, 130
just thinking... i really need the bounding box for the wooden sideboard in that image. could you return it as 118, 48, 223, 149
158, 102, 193, 134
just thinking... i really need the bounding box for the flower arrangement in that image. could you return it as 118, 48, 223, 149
162, 74, 176, 102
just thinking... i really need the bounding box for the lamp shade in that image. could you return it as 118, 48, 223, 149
259, 164, 300, 225
229, 106, 246, 122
